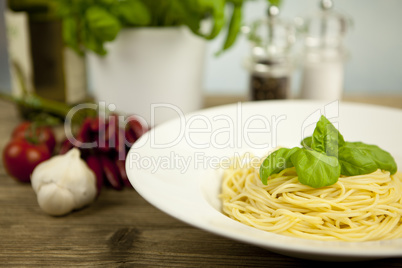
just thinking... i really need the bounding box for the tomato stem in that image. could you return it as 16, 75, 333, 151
24, 122, 40, 145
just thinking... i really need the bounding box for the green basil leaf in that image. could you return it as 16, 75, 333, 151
259, 147, 300, 185
338, 142, 377, 176
267, 0, 282, 6
367, 143, 398, 174
312, 115, 345, 157
301, 136, 312, 149
216, 4, 242, 54
98, 0, 115, 6
185, 0, 226, 40
86, 6, 121, 42
84, 33, 107, 56
291, 148, 340, 188
62, 17, 81, 55
339, 142, 397, 175
111, 0, 151, 26
56, 0, 245, 56
226, 0, 244, 5
168, 0, 201, 31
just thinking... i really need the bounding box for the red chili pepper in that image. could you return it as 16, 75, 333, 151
99, 155, 123, 190
126, 115, 148, 140
75, 118, 93, 146
115, 159, 132, 188
85, 154, 104, 195
59, 138, 74, 155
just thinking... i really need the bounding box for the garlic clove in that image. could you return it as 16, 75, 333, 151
37, 183, 75, 216
31, 148, 97, 216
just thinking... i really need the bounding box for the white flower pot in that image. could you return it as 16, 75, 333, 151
87, 27, 206, 126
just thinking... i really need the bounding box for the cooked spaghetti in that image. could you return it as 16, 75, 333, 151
220, 156, 402, 241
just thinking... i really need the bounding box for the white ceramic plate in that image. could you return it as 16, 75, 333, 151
126, 100, 402, 261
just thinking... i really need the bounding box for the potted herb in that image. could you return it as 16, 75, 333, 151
55, 0, 245, 125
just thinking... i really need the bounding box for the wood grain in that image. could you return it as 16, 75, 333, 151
1, 98, 402, 267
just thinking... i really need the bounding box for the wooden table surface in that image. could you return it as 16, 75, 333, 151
1, 96, 402, 267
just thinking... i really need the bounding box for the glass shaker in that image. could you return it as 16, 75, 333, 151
244, 5, 295, 101
299, 0, 350, 100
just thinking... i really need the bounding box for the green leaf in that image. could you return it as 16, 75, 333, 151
85, 6, 121, 42
84, 31, 107, 55
227, 0, 244, 5
339, 142, 397, 176
311, 115, 345, 157
291, 148, 340, 188
216, 3, 242, 55
258, 115, 398, 189
62, 17, 81, 55
55, 0, 245, 56
98, 0, 116, 6
168, 0, 202, 31
187, 0, 226, 40
111, 0, 151, 26
367, 143, 398, 174
207, 9, 225, 40
267, 0, 282, 6
301, 136, 312, 148
259, 147, 300, 185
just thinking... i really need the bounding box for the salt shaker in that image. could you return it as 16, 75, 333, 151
299, 0, 350, 100
244, 5, 295, 101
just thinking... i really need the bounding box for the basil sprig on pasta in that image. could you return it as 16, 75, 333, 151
259, 115, 397, 188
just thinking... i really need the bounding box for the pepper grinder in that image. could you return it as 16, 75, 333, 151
299, 0, 350, 100
244, 5, 295, 101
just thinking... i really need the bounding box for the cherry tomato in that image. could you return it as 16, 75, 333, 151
2, 139, 51, 183
12, 122, 56, 153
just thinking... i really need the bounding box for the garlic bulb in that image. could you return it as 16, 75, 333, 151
31, 148, 97, 216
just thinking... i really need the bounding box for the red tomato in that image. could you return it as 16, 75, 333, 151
2, 139, 51, 183
12, 122, 56, 153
